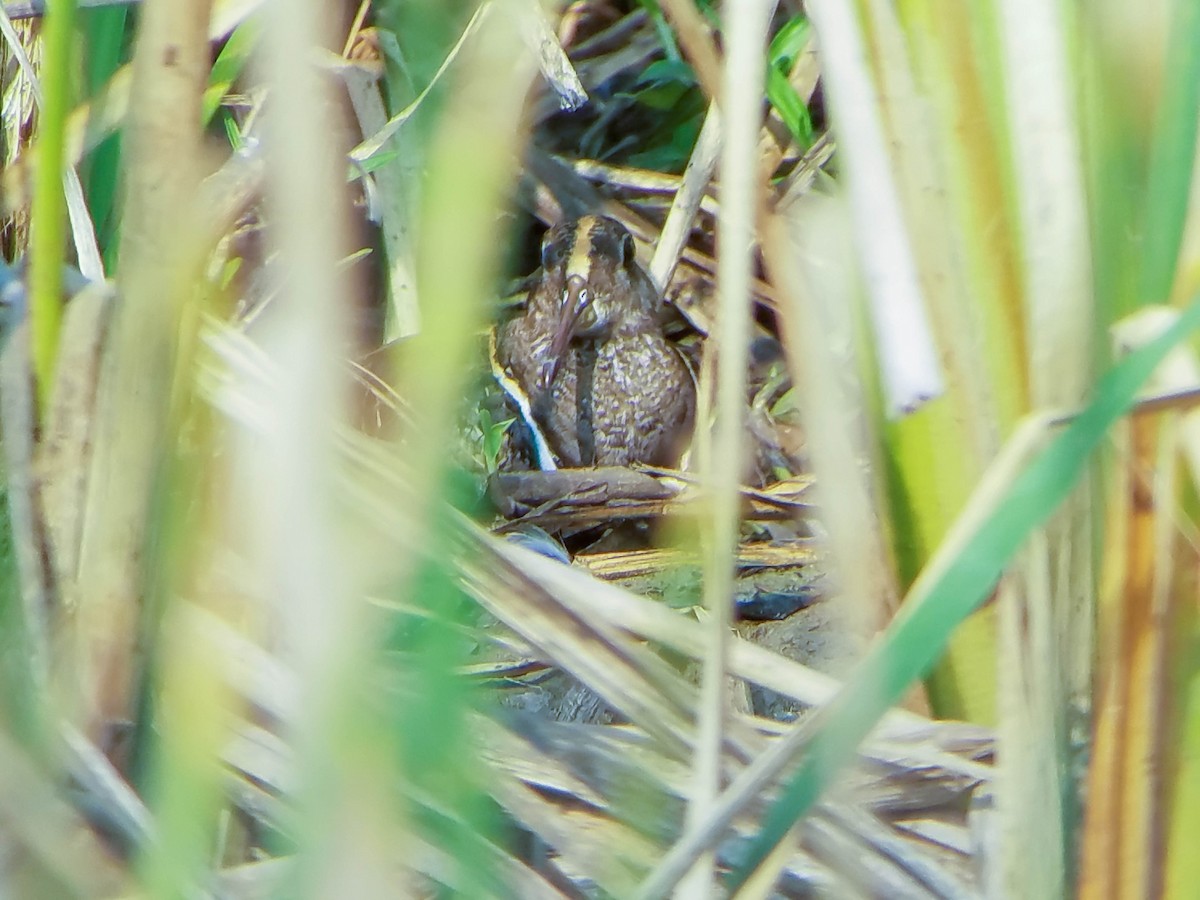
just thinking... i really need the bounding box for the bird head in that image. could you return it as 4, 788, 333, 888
535, 215, 643, 391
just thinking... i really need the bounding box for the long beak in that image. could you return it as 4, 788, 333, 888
537, 274, 589, 391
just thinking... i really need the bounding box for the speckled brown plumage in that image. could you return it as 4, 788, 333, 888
496, 215, 695, 468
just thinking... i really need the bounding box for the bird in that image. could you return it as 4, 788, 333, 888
494, 215, 695, 469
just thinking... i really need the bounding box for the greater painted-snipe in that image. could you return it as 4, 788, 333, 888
494, 215, 695, 469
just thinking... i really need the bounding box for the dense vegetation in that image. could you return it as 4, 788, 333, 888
1, 0, 1198, 896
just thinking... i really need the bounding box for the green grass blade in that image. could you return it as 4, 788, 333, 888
637, 0, 683, 62
725, 296, 1200, 891
81, 5, 130, 268
28, 0, 77, 412
768, 14, 810, 69
1137, 0, 1200, 306
202, 19, 259, 125
766, 14, 813, 147
765, 67, 813, 148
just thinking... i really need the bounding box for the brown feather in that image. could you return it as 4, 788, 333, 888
496, 216, 695, 468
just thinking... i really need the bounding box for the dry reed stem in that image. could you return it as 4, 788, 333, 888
994, 2, 1093, 895
682, 3, 774, 895
75, 0, 212, 740
649, 103, 719, 292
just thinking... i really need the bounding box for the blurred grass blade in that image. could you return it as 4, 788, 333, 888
27, 0, 76, 412
75, 0, 212, 740
994, 3, 1095, 893
764, 195, 901, 637
721, 297, 1200, 892
202, 18, 258, 124
80, 3, 129, 267
0, 322, 53, 713
1082, 310, 1200, 898
765, 67, 812, 148
869, 0, 1018, 725
805, 0, 943, 415
1081, 390, 1173, 899
681, 2, 773, 894
350, 2, 488, 163
766, 14, 813, 147
768, 13, 809, 65
1139, 0, 1200, 306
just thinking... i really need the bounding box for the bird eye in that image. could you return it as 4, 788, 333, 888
542, 239, 567, 270
621, 231, 636, 266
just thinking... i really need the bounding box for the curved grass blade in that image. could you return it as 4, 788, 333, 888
719, 297, 1200, 892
